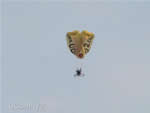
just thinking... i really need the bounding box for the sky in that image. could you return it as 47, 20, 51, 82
1, 1, 150, 113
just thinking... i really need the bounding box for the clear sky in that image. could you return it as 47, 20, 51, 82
2, 1, 150, 113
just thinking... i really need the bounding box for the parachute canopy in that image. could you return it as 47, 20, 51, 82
66, 30, 94, 59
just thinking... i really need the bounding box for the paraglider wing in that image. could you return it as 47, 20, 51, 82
66, 30, 94, 59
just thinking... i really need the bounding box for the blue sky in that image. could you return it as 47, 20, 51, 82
2, 1, 150, 113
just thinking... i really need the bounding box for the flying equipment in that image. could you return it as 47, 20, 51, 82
66, 30, 95, 77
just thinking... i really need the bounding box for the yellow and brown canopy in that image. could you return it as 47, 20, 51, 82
66, 30, 94, 59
